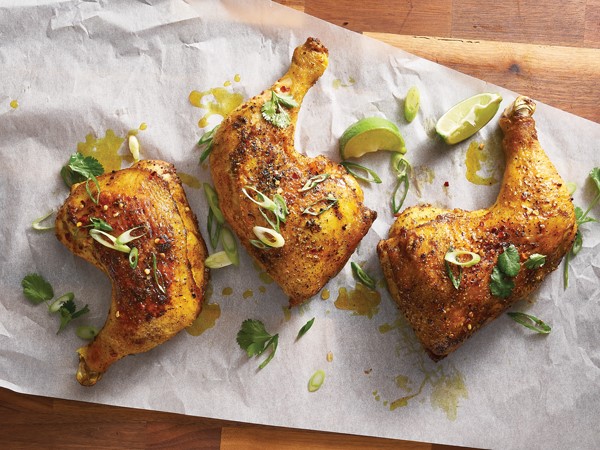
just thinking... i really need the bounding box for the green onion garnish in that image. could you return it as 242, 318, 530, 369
220, 227, 239, 266
203, 183, 225, 224
340, 161, 382, 184
299, 173, 329, 192
391, 154, 411, 214
507, 312, 551, 334
444, 250, 481, 267
242, 185, 277, 211
350, 262, 376, 290
198, 124, 220, 163
205, 251, 233, 269
308, 369, 325, 392
48, 292, 75, 313
302, 196, 338, 216
76, 325, 99, 340
252, 226, 285, 248
152, 252, 166, 294
128, 247, 139, 269
273, 194, 288, 222
32, 210, 56, 231
207, 208, 222, 250
444, 247, 462, 290
297, 317, 315, 339
89, 226, 146, 253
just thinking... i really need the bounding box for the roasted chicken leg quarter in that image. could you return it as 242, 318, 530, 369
377, 96, 577, 360
55, 160, 209, 385
210, 38, 376, 306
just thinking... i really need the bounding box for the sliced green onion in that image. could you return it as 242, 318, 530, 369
116, 225, 146, 245
391, 175, 409, 214
220, 227, 239, 266
445, 260, 462, 290
259, 207, 280, 233
571, 230, 583, 256
89, 229, 130, 253
258, 335, 278, 369
203, 183, 225, 224
524, 253, 546, 270
250, 239, 270, 249
49, 292, 75, 313
86, 217, 113, 232
252, 226, 285, 248
152, 253, 166, 294
199, 125, 220, 163
565, 181, 577, 196
205, 251, 233, 269
207, 208, 222, 250
340, 161, 382, 184
302, 196, 338, 216
128, 247, 139, 269
297, 317, 315, 339
351, 262, 376, 290
507, 312, 551, 334
76, 325, 99, 340
391, 153, 411, 177
308, 369, 325, 392
85, 176, 101, 205
32, 210, 55, 231
299, 173, 329, 192
444, 250, 481, 267
242, 186, 277, 211
273, 194, 288, 222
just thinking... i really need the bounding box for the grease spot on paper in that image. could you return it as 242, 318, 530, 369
186, 302, 221, 336
334, 284, 380, 318
465, 141, 502, 186
189, 80, 244, 128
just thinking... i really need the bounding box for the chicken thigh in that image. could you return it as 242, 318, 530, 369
377, 96, 577, 360
55, 160, 209, 385
209, 38, 376, 306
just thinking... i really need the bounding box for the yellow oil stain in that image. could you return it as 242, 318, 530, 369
10, 99, 18, 109
222, 287, 233, 296
186, 302, 221, 336
332, 77, 356, 89
465, 141, 500, 186
189, 87, 244, 128
259, 272, 274, 285
395, 375, 412, 392
242, 289, 253, 299
77, 129, 125, 173
430, 371, 468, 421
326, 351, 333, 362
178, 172, 202, 189
320, 289, 330, 300
334, 284, 380, 319
282, 306, 291, 322
223, 80, 231, 87
139, 122, 147, 130
258, 286, 266, 294
234, 74, 241, 83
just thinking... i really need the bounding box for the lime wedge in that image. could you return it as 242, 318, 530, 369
435, 93, 502, 145
404, 86, 420, 123
339, 117, 405, 159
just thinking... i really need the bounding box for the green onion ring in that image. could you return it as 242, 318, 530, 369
444, 250, 481, 267
252, 226, 285, 248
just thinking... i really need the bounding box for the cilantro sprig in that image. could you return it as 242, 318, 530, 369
236, 319, 279, 369
21, 273, 90, 334
564, 167, 600, 288
61, 153, 105, 204
490, 244, 520, 298
261, 91, 298, 128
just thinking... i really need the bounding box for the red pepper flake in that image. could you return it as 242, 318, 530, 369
444, 181, 449, 187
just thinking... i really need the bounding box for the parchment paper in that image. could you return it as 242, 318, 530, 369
1, 1, 599, 448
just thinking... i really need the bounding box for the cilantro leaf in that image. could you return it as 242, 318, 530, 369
297, 317, 315, 340
61, 153, 104, 187
261, 91, 297, 129
524, 254, 546, 270
490, 266, 515, 298
22, 274, 54, 305
236, 319, 279, 369
497, 244, 521, 277
590, 167, 600, 192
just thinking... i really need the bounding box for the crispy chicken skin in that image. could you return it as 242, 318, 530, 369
377, 96, 577, 360
55, 160, 209, 385
210, 38, 376, 306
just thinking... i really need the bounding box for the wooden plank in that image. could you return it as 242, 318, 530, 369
365, 33, 600, 123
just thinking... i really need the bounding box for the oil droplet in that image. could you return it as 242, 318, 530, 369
282, 306, 291, 322
259, 272, 274, 284
223, 80, 232, 87
77, 129, 125, 173
139, 122, 147, 130
465, 141, 499, 186
258, 286, 266, 293
320, 289, 330, 300
186, 303, 221, 336
326, 351, 333, 362
379, 319, 403, 334
372, 391, 381, 401
430, 371, 468, 421
234, 74, 241, 83
178, 172, 202, 189
222, 287, 233, 296
395, 375, 412, 392
188, 87, 244, 128
10, 99, 18, 109
334, 284, 380, 318
332, 77, 356, 89
242, 289, 253, 299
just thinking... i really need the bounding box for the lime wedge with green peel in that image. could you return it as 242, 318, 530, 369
339, 117, 406, 159
404, 86, 420, 123
435, 93, 502, 145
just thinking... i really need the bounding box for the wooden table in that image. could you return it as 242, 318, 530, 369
2, 1, 598, 449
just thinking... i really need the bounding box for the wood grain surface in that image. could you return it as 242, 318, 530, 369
2, 1, 598, 449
